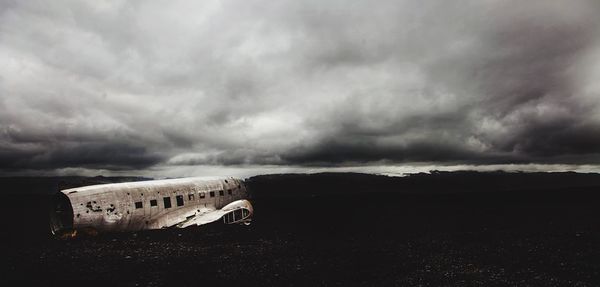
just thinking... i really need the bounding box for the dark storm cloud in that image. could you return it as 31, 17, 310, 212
1, 124, 164, 169
289, 1, 600, 166
0, 142, 163, 170
1, 0, 600, 173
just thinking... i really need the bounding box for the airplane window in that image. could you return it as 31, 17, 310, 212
225, 212, 234, 223
135, 201, 143, 209
199, 192, 206, 198
150, 199, 157, 207
223, 208, 250, 224
188, 193, 195, 201
176, 195, 184, 206
234, 209, 242, 220
209, 191, 215, 197
163, 197, 172, 209
227, 189, 232, 195
219, 190, 224, 196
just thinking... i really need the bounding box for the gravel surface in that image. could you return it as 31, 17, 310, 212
3, 173, 600, 286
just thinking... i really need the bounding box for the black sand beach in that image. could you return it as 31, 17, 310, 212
3, 172, 600, 286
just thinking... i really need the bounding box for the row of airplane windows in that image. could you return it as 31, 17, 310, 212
133, 189, 233, 209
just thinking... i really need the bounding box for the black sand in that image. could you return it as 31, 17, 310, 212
3, 172, 600, 286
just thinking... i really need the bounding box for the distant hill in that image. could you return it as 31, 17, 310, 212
246, 171, 600, 198
2, 171, 600, 197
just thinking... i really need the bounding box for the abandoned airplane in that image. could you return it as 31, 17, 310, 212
49, 177, 253, 237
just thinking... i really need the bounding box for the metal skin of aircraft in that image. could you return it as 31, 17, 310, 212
49, 177, 253, 238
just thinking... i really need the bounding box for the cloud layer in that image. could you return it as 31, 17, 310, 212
2, 0, 600, 174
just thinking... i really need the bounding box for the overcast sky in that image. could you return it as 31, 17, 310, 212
1, 0, 600, 177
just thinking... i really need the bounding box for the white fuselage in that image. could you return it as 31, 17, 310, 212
52, 177, 252, 234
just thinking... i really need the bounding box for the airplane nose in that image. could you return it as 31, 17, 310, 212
222, 200, 254, 224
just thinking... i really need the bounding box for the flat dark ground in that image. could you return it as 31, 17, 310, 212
2, 172, 600, 286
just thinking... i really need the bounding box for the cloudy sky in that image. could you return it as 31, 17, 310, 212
2, 0, 600, 177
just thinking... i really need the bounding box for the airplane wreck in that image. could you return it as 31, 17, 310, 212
49, 177, 253, 237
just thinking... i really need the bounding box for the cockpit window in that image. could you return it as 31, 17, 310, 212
223, 208, 251, 224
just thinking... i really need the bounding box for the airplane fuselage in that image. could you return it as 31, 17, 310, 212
49, 177, 253, 236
